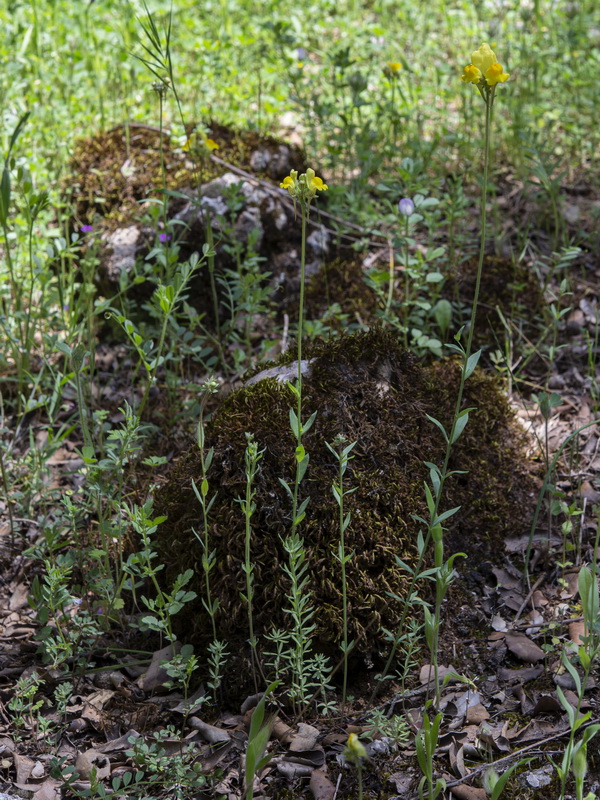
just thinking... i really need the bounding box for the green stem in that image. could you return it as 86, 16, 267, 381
291, 207, 308, 526
373, 90, 494, 706
339, 453, 348, 707
403, 216, 410, 347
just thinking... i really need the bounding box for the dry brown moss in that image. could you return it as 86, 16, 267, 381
154, 328, 535, 659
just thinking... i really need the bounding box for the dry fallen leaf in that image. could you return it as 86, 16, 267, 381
448, 782, 487, 800
272, 716, 294, 745
137, 643, 181, 692
14, 752, 35, 785
466, 703, 490, 725
31, 779, 61, 800
75, 749, 111, 780
188, 717, 231, 744
289, 723, 320, 752
504, 632, 545, 663
568, 620, 585, 646
310, 767, 336, 800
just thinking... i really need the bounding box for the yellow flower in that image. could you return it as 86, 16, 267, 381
280, 173, 297, 192
383, 61, 402, 79
485, 62, 509, 86
280, 168, 327, 208
183, 133, 219, 153
461, 64, 482, 84
311, 176, 328, 190
345, 733, 367, 761
471, 43, 497, 75
306, 168, 328, 194
463, 43, 509, 90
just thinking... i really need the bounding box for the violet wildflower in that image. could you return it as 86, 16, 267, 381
159, 233, 171, 243
398, 197, 414, 216
80, 224, 93, 233
296, 47, 307, 61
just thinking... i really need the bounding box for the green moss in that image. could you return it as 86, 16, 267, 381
301, 257, 378, 326
446, 255, 544, 351
154, 328, 535, 665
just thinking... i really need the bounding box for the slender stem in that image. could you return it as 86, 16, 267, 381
430, 93, 492, 706
198, 403, 217, 643
385, 241, 395, 321
244, 445, 259, 693
291, 207, 307, 526
0, 443, 15, 547
373, 91, 493, 704
403, 216, 410, 347
339, 452, 348, 706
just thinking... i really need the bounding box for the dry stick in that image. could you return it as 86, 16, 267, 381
387, 718, 600, 800
513, 571, 547, 624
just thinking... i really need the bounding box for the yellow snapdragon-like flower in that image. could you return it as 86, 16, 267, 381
280, 168, 328, 210
305, 167, 328, 196
280, 172, 297, 193
183, 133, 219, 154
485, 62, 509, 86
345, 733, 367, 761
471, 43, 497, 75
462, 42, 509, 93
461, 64, 482, 84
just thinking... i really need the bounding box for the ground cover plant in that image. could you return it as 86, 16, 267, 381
0, 1, 599, 799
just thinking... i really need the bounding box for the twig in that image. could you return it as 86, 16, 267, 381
513, 572, 547, 623
387, 718, 600, 800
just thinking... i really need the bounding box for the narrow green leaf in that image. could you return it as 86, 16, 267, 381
464, 349, 482, 380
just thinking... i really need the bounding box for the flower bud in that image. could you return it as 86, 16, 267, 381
398, 197, 414, 216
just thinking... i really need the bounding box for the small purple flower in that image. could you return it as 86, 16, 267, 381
296, 47, 307, 61
398, 197, 414, 217
80, 224, 93, 233
159, 233, 172, 243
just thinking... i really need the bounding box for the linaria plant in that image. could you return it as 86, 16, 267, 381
409, 44, 511, 796
278, 167, 328, 533
238, 432, 265, 693
377, 44, 510, 713
191, 377, 221, 642
415, 42, 510, 704
276, 168, 328, 708
325, 434, 357, 707
343, 733, 367, 800
553, 527, 600, 800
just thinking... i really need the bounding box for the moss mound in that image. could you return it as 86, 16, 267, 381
154, 329, 534, 659
66, 121, 307, 229
447, 255, 544, 347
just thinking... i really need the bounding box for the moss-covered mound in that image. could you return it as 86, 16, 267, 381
446, 255, 544, 348
154, 329, 534, 658
66, 121, 307, 229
